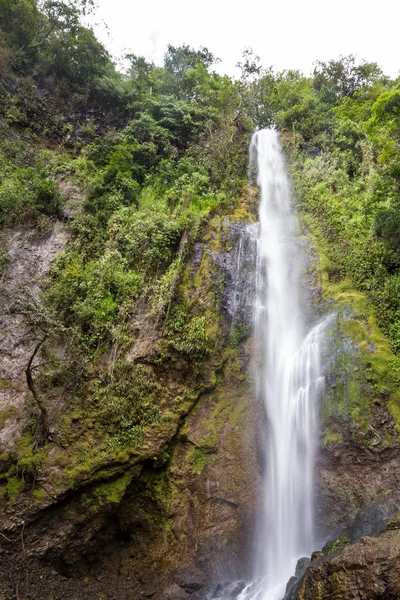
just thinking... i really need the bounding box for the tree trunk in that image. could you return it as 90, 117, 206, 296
25, 335, 48, 444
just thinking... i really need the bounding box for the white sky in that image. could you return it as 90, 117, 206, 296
88, 0, 399, 79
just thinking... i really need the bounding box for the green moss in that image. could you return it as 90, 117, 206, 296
0, 405, 18, 429
142, 469, 183, 524
0, 451, 10, 469
15, 433, 45, 475
190, 447, 207, 474
231, 204, 256, 222
322, 535, 351, 554
323, 428, 344, 447
309, 234, 400, 439
53, 437, 135, 491
31, 487, 52, 504
0, 378, 11, 391
6, 476, 24, 500
340, 318, 369, 343
91, 472, 133, 506
61, 411, 84, 435
179, 351, 250, 464
320, 315, 396, 442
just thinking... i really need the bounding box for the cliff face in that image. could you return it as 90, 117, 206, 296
1, 165, 399, 600
2, 186, 400, 600
0, 221, 70, 452
292, 244, 400, 599
297, 523, 400, 600
0, 189, 263, 600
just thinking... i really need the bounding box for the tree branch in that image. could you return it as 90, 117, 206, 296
27, 27, 54, 49
26, 335, 49, 433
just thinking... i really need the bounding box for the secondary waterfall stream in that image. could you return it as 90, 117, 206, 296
243, 129, 327, 600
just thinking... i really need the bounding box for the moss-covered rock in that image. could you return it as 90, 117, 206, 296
307, 242, 400, 541
0, 197, 260, 599
297, 528, 400, 600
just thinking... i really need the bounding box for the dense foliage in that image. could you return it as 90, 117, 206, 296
0, 1, 254, 456
236, 48, 400, 355
272, 59, 400, 353
0, 2, 399, 456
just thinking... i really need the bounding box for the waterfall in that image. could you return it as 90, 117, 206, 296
247, 129, 327, 600
205, 129, 328, 600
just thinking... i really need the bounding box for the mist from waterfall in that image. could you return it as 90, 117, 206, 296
248, 129, 326, 600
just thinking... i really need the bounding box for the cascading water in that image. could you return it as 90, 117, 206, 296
205, 129, 329, 600
242, 129, 327, 600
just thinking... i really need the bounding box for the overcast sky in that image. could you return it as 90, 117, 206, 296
88, 0, 399, 79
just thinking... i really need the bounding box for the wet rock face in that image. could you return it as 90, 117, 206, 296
206, 580, 247, 599
284, 557, 311, 600
296, 528, 400, 600
1, 223, 69, 296
313, 299, 400, 544
315, 445, 400, 542
0, 213, 261, 600
0, 223, 70, 452
99, 218, 260, 596
160, 583, 190, 600
209, 219, 256, 328
0, 179, 83, 455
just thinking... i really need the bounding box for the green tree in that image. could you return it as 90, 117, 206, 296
38, 24, 109, 96
313, 55, 384, 100
0, 0, 92, 71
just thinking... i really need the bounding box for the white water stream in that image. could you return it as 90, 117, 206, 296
205, 129, 328, 600
244, 129, 327, 600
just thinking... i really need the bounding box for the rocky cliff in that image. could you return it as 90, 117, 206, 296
297, 520, 400, 600
292, 243, 400, 599
0, 185, 264, 599
2, 178, 400, 600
